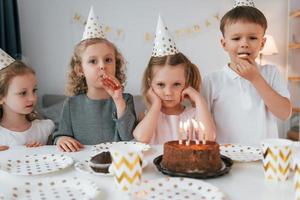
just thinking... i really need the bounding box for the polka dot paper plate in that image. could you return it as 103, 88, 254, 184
7, 177, 101, 200
75, 159, 148, 176
92, 141, 150, 154
129, 177, 226, 200
0, 154, 73, 175
220, 144, 263, 162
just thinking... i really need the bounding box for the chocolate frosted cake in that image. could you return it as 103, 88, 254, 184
161, 140, 222, 173
89, 151, 112, 173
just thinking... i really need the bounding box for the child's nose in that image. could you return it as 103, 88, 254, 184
98, 62, 106, 71
164, 87, 172, 96
28, 93, 37, 102
240, 38, 249, 48
99, 65, 105, 71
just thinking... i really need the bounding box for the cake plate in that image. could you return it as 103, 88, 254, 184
153, 155, 233, 179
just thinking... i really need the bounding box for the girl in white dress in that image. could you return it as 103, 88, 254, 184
133, 16, 216, 144
0, 49, 54, 151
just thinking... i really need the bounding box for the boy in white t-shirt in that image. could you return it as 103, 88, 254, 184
201, 1, 292, 146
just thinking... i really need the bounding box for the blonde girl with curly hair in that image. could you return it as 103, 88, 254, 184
53, 8, 136, 152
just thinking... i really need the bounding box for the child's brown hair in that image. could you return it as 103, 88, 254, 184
0, 60, 39, 121
220, 6, 268, 36
142, 52, 201, 105
66, 38, 126, 96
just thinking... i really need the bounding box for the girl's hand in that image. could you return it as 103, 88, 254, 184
26, 141, 43, 148
232, 57, 261, 83
57, 136, 84, 152
146, 87, 161, 108
181, 86, 201, 105
0, 145, 9, 151
102, 74, 123, 101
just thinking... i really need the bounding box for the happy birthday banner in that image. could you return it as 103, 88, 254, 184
72, 12, 221, 42
144, 13, 220, 42
72, 12, 125, 41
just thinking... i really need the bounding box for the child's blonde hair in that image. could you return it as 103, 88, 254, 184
66, 38, 126, 96
0, 61, 39, 121
142, 52, 201, 105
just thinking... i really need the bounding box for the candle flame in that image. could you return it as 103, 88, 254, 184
183, 121, 188, 132
191, 119, 198, 129
199, 121, 205, 131
179, 121, 183, 129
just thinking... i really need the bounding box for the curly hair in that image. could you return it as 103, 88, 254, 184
0, 60, 39, 121
141, 52, 201, 105
220, 6, 267, 36
66, 38, 126, 96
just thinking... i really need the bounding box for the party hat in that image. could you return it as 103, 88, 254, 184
152, 15, 179, 57
233, 0, 255, 8
0, 48, 15, 70
82, 6, 105, 41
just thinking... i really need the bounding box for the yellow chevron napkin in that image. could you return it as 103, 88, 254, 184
261, 138, 293, 181
294, 157, 300, 200
109, 143, 143, 191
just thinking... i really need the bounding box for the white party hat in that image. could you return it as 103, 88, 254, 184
82, 6, 105, 41
233, 0, 255, 8
0, 48, 15, 70
152, 15, 179, 57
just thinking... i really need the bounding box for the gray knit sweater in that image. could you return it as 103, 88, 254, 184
53, 93, 136, 145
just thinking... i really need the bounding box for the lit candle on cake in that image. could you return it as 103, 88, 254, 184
184, 121, 190, 146
191, 119, 199, 144
199, 121, 206, 144
188, 119, 192, 144
179, 121, 183, 145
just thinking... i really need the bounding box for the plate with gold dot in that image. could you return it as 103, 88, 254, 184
220, 144, 262, 162
0, 154, 73, 175
8, 177, 101, 200
129, 177, 226, 200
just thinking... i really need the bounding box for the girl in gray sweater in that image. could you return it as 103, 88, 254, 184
53, 9, 136, 151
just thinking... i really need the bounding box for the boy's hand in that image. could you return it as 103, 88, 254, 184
147, 87, 161, 108
181, 86, 200, 105
26, 141, 43, 148
0, 145, 9, 151
232, 57, 261, 82
57, 136, 84, 152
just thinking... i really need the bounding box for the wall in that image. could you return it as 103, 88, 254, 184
17, 0, 289, 136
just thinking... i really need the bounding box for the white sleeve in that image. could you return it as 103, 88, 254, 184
0, 131, 9, 146
201, 75, 213, 113
270, 66, 290, 99
43, 119, 55, 137
31, 119, 55, 144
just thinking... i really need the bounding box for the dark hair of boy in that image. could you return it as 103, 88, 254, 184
220, 6, 268, 36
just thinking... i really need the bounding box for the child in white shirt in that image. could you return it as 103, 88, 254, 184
0, 49, 54, 151
201, 3, 291, 146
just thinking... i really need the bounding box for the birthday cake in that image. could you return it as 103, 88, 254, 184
161, 140, 222, 173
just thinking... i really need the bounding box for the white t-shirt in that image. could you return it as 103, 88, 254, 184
201, 64, 290, 146
150, 107, 196, 145
0, 119, 55, 146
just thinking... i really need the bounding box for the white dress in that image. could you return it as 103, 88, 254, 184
0, 119, 55, 146
149, 107, 197, 145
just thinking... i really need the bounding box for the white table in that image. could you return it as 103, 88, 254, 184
0, 145, 295, 200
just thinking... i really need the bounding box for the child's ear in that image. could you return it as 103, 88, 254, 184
260, 36, 267, 51
220, 38, 227, 51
